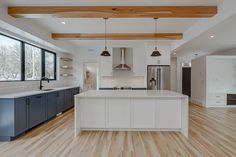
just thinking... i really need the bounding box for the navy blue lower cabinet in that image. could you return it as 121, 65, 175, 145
47, 92, 57, 120
0, 87, 79, 141
64, 89, 73, 110
28, 94, 47, 129
15, 97, 28, 135
0, 97, 28, 141
56, 91, 65, 114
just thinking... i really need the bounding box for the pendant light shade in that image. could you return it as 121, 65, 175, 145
151, 18, 161, 57
101, 18, 111, 56
100, 46, 111, 56
151, 46, 161, 56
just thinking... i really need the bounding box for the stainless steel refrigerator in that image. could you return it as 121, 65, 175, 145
147, 65, 170, 90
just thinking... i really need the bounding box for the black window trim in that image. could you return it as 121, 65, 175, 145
0, 33, 57, 82
43, 50, 57, 81
24, 43, 43, 81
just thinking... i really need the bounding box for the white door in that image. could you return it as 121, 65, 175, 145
80, 98, 106, 128
156, 99, 181, 129
107, 98, 131, 128
131, 98, 155, 128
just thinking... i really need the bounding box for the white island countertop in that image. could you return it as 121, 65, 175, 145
0, 86, 79, 99
76, 90, 188, 98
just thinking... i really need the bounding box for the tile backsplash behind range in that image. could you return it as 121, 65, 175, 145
100, 71, 146, 88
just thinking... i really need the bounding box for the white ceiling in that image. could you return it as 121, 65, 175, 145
31, 18, 197, 47
1, 0, 225, 49
33, 18, 196, 34
2, 0, 223, 6
174, 13, 236, 57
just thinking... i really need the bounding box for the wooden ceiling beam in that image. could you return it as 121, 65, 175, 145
51, 33, 183, 40
8, 6, 217, 18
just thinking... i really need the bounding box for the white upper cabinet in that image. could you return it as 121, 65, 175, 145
133, 47, 146, 76
100, 47, 113, 76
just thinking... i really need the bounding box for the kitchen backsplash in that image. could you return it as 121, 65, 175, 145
100, 71, 146, 88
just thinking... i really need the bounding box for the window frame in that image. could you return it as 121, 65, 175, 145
0, 33, 57, 82
24, 43, 43, 81
43, 50, 57, 81
0, 33, 23, 82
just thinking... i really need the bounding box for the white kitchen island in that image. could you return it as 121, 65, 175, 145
75, 90, 189, 138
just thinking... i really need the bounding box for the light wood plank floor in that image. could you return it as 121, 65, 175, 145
1, 104, 236, 157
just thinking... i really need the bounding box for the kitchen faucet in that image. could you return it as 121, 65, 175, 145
39, 77, 50, 90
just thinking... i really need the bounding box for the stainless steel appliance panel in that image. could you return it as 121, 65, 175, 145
147, 65, 170, 90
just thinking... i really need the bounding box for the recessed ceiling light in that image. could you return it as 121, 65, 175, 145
210, 35, 215, 38
61, 21, 66, 25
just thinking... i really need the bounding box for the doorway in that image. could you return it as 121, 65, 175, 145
182, 67, 191, 97
83, 62, 99, 91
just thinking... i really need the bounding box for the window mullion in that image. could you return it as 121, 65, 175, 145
54, 53, 57, 80
21, 42, 25, 81
42, 49, 45, 79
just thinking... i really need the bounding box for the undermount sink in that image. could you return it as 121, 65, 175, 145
41, 89, 54, 91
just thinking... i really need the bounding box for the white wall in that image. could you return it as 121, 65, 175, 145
191, 56, 207, 106
75, 46, 146, 89
207, 57, 236, 93
74, 47, 101, 91
191, 55, 236, 106
100, 72, 145, 88
170, 57, 177, 92
75, 42, 171, 90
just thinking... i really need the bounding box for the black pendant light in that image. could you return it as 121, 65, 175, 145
151, 18, 161, 57
100, 18, 111, 56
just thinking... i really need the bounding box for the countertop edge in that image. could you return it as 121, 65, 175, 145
0, 86, 80, 99
75, 95, 188, 99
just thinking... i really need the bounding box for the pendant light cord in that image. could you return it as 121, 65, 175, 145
154, 18, 158, 50
104, 18, 108, 50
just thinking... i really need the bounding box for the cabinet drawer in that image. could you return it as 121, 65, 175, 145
208, 99, 226, 106
208, 93, 226, 100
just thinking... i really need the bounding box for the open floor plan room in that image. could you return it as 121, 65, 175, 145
1, 104, 236, 157
0, 0, 236, 157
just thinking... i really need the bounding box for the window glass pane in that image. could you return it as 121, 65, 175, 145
0, 35, 21, 81
45, 51, 55, 79
25, 44, 42, 80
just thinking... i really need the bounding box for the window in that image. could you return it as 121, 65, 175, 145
25, 44, 42, 80
44, 51, 56, 80
0, 34, 22, 81
0, 33, 57, 82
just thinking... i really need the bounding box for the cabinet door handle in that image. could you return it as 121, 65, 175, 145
36, 96, 42, 99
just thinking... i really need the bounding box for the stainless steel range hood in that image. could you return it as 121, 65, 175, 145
114, 48, 131, 70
